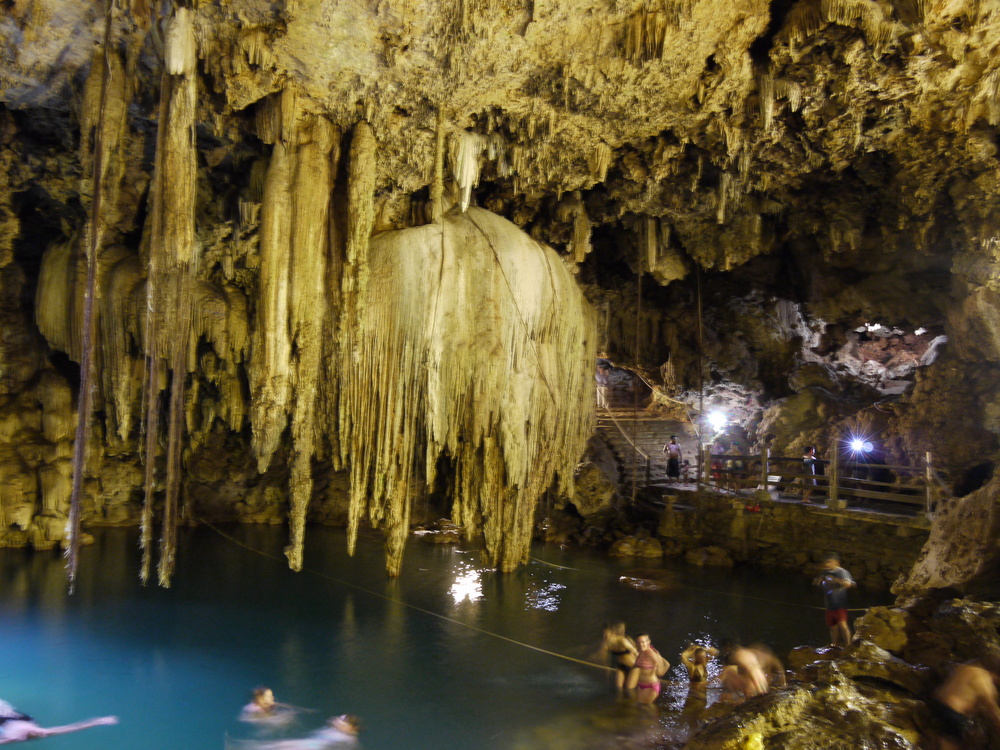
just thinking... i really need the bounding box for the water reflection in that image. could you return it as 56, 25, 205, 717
525, 580, 565, 612
449, 564, 483, 604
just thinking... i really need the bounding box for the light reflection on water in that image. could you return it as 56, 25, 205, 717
0, 526, 890, 749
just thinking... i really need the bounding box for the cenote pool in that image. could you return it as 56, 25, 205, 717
0, 526, 891, 749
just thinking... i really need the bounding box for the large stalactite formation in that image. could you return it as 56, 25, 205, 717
2, 0, 1000, 588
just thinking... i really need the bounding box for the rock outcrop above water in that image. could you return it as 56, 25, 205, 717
687, 596, 1000, 750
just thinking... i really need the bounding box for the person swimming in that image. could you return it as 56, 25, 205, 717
226, 715, 361, 749
600, 622, 639, 690
0, 699, 118, 745
680, 644, 719, 687
239, 687, 301, 726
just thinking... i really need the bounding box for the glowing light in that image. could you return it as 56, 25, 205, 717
707, 411, 727, 431
449, 566, 483, 603
847, 436, 873, 454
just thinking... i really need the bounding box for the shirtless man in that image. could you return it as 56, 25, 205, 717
0, 700, 117, 745
748, 642, 786, 689
719, 643, 768, 703
930, 661, 1000, 750
626, 634, 670, 704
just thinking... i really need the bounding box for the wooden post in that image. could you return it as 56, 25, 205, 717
830, 437, 839, 508
702, 444, 711, 488
761, 446, 769, 492
925, 451, 933, 514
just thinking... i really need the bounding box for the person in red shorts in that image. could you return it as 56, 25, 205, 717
813, 553, 855, 647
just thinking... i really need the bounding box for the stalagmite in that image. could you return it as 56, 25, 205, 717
140, 6, 198, 587
341, 207, 595, 576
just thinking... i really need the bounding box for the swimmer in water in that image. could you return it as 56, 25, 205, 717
600, 622, 639, 690
718, 641, 768, 703
626, 634, 670, 704
239, 687, 301, 726
0, 700, 118, 745
680, 644, 719, 690
227, 715, 361, 749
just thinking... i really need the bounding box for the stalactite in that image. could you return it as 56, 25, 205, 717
431, 108, 445, 223
140, 6, 198, 587
99, 251, 144, 443
717, 172, 731, 225
285, 116, 337, 571
571, 191, 592, 263
642, 216, 658, 268
588, 142, 612, 183
341, 207, 595, 576
248, 117, 293, 473
759, 72, 775, 133
66, 14, 129, 590
340, 121, 378, 555
449, 130, 483, 212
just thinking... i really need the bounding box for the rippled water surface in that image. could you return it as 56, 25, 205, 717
0, 526, 890, 749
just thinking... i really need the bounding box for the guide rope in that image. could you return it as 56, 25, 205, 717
198, 519, 615, 674
528, 556, 877, 613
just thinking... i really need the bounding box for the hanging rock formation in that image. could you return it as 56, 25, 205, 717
341, 207, 595, 574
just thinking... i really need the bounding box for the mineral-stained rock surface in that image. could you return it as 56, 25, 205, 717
2, 0, 1000, 585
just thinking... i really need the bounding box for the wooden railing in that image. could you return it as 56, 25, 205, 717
699, 446, 947, 515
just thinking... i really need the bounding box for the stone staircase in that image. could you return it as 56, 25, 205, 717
595, 405, 699, 494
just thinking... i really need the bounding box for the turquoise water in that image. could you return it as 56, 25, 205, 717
0, 526, 890, 749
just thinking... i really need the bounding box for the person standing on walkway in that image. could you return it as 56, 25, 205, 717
664, 436, 682, 483
801, 446, 818, 504
813, 553, 855, 647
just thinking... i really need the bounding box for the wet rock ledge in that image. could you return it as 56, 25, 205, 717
685, 595, 1000, 750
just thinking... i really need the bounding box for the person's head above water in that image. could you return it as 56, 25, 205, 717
251, 687, 275, 709
604, 621, 626, 638
328, 714, 361, 736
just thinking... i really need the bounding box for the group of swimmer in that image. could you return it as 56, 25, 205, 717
0, 689, 358, 748
232, 687, 360, 749
600, 623, 784, 707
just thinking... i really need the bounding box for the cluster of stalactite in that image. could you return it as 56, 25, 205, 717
30, 5, 596, 582
341, 207, 595, 574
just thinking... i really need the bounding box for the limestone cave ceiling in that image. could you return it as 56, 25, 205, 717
2, 0, 1000, 577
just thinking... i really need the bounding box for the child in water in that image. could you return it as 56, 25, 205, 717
227, 715, 361, 749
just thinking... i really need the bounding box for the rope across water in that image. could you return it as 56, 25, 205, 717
200, 517, 878, 683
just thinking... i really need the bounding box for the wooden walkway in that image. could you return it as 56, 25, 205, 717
595, 398, 947, 526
